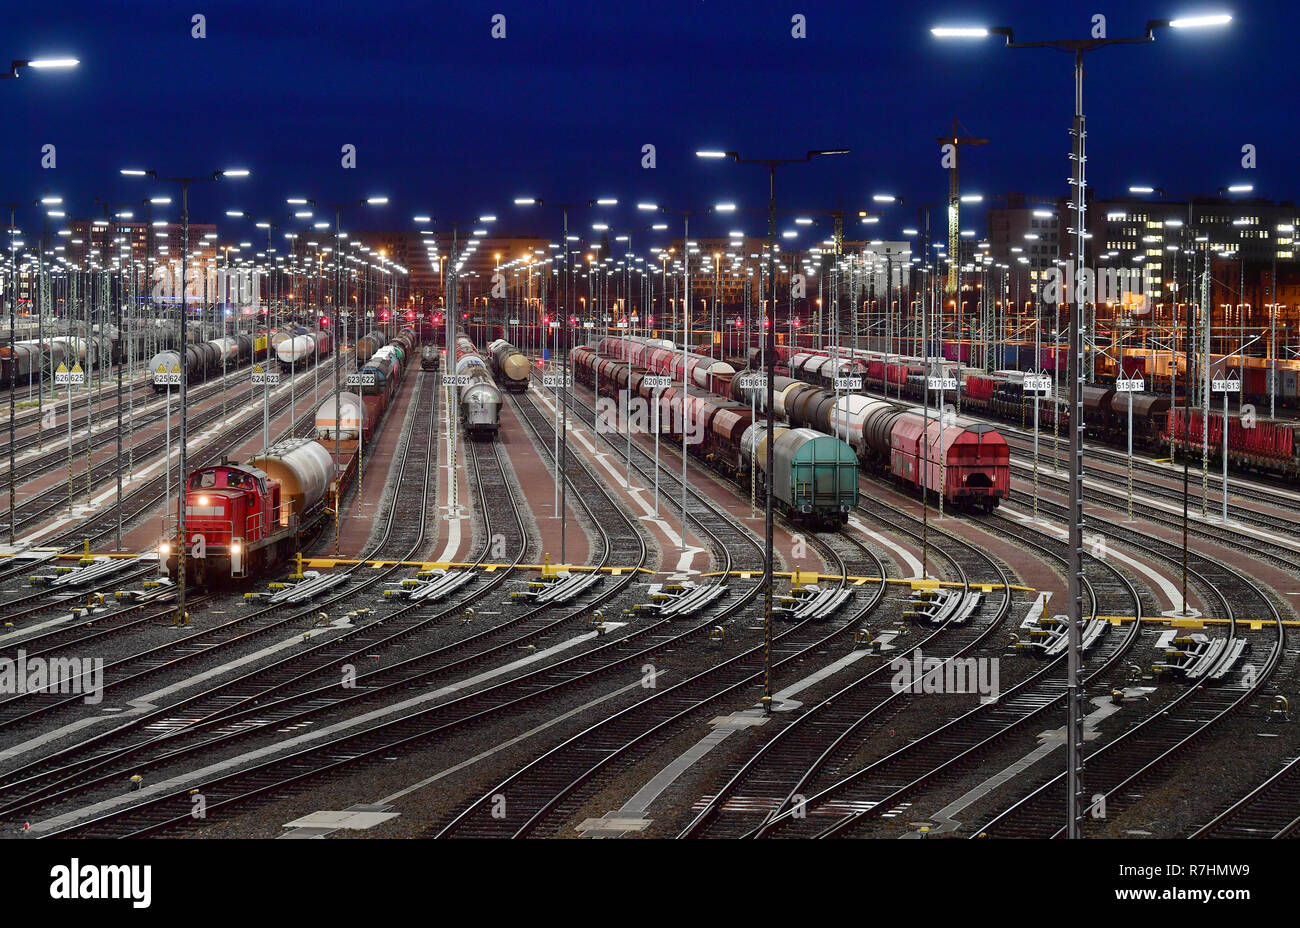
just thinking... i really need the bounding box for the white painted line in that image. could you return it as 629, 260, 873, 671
0, 621, 350, 762
374, 678, 650, 806
595, 645, 875, 826
435, 384, 465, 563
0, 612, 77, 643
849, 515, 924, 580
531, 386, 702, 573
915, 696, 1122, 836
770, 648, 873, 711
1003, 507, 1197, 616
1012, 454, 1300, 554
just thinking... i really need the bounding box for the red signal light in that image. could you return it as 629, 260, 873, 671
380, 311, 390, 321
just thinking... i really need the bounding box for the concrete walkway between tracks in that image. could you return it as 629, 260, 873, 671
903, 693, 1128, 837
575, 646, 877, 837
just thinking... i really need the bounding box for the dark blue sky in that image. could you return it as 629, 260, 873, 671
6, 1, 1294, 242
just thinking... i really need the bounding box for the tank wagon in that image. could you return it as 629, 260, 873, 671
167, 335, 412, 587
487, 338, 532, 392
571, 344, 856, 526
455, 336, 502, 438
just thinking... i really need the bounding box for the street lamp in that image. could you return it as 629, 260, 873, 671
1, 57, 79, 79
286, 195, 387, 552
932, 8, 1230, 839
514, 196, 617, 567
4, 54, 79, 543
698, 146, 849, 715
122, 166, 250, 626
416, 210, 497, 527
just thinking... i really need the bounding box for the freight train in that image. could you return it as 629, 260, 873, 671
770, 343, 1300, 479
486, 338, 531, 392
731, 368, 1009, 513
0, 322, 266, 388
454, 335, 502, 438
768, 345, 1172, 451
166, 334, 413, 587
1166, 407, 1300, 478
274, 329, 333, 370
660, 340, 1007, 512
573, 343, 858, 526
146, 334, 274, 392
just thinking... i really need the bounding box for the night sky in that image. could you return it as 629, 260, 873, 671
5, 1, 1294, 242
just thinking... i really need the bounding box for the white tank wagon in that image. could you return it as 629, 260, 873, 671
276, 332, 332, 366
248, 437, 335, 529
313, 392, 366, 441
453, 336, 501, 439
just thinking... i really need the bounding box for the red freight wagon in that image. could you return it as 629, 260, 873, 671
707, 404, 755, 472
889, 415, 1009, 511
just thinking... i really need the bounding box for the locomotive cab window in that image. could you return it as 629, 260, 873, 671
190, 470, 218, 489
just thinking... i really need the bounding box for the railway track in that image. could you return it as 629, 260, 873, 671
999, 418, 1300, 514
0, 372, 445, 823
0, 368, 331, 607
0, 364, 404, 736
1008, 462, 1300, 573
1, 368, 255, 488
680, 493, 1019, 839
843, 374, 1300, 513
4, 369, 155, 436
3, 373, 659, 834
7, 356, 344, 538
432, 380, 866, 838
971, 495, 1285, 838
755, 507, 1145, 839
1190, 752, 1300, 839
0, 378, 336, 625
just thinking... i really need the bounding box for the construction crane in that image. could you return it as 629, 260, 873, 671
937, 118, 988, 298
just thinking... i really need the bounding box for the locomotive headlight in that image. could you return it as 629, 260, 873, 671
198, 496, 209, 506
231, 539, 241, 552
159, 541, 171, 556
